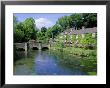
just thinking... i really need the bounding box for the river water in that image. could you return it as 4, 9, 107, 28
14, 50, 87, 75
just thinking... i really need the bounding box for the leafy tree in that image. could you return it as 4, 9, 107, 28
14, 17, 38, 42
14, 22, 25, 43
70, 13, 83, 29
82, 13, 97, 28
13, 13, 97, 44
16, 22, 24, 31
51, 24, 62, 38
22, 18, 36, 41
56, 13, 97, 31
56, 16, 72, 31
46, 27, 53, 38
41, 27, 47, 33
14, 29, 25, 43
13, 16, 18, 31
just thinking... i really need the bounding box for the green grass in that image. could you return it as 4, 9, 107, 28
50, 47, 96, 57
88, 72, 97, 75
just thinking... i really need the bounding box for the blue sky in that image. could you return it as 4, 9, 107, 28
14, 13, 72, 29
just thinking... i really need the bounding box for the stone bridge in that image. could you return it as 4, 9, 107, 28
29, 41, 49, 50
14, 41, 49, 51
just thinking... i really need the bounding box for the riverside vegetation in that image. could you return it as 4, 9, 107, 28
14, 13, 97, 75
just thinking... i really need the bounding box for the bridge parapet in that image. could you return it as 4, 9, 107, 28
14, 43, 27, 51
15, 40, 49, 51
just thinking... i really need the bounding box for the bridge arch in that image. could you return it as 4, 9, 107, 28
41, 47, 49, 50
32, 47, 39, 50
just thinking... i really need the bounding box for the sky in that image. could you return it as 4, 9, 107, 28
14, 13, 72, 29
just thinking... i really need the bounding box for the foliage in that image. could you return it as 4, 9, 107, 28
13, 16, 18, 31
14, 17, 38, 42
82, 13, 97, 28
14, 29, 25, 42
41, 27, 47, 33
51, 24, 62, 38
55, 41, 64, 49
70, 13, 83, 29
71, 35, 76, 42
56, 13, 97, 31
37, 27, 49, 43
14, 13, 97, 44
23, 18, 37, 41
79, 33, 97, 49
56, 16, 73, 30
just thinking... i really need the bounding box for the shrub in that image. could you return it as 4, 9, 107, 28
79, 33, 97, 49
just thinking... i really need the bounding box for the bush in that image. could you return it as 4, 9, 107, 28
79, 33, 97, 49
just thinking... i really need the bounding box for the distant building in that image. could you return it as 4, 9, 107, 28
67, 27, 97, 39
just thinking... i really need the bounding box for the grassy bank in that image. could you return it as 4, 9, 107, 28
50, 47, 97, 75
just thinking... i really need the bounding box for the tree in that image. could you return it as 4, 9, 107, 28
13, 16, 18, 31
14, 17, 38, 42
16, 22, 24, 31
82, 13, 97, 28
14, 22, 25, 43
14, 29, 25, 43
41, 27, 47, 33
13, 13, 97, 43
70, 13, 83, 29
46, 27, 53, 38
22, 18, 37, 41
56, 16, 72, 31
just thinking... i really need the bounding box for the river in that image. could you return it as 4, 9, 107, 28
14, 50, 88, 75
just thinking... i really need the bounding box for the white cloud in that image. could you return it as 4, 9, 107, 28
35, 18, 54, 30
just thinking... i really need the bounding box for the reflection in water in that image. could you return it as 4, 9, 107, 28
14, 50, 87, 75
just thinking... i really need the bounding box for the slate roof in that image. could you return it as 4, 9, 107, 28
64, 27, 97, 35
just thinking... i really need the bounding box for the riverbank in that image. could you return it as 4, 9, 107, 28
49, 47, 97, 75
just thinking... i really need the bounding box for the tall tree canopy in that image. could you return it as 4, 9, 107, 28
82, 13, 97, 28
14, 13, 97, 43
14, 17, 37, 42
